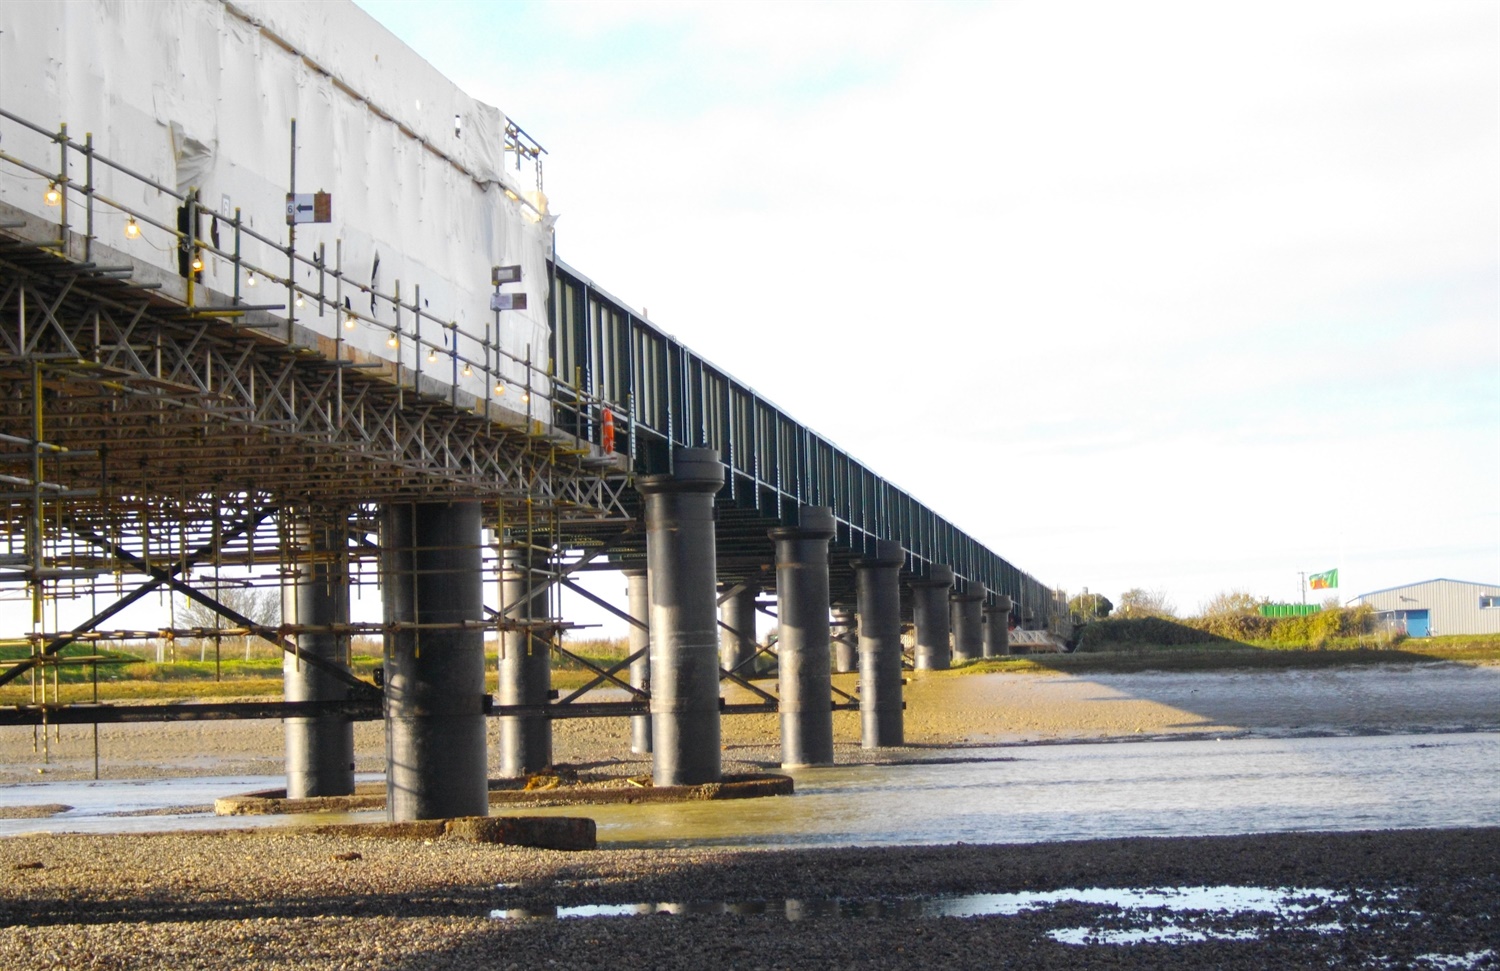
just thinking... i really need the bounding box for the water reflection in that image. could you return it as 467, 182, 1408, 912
521, 731, 1500, 850
0, 773, 385, 836
491, 884, 1360, 945
2, 733, 1495, 845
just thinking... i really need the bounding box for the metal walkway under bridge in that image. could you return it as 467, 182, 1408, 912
0, 105, 1057, 820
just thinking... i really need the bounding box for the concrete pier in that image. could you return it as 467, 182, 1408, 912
625, 568, 652, 755
282, 517, 354, 799
911, 564, 955, 671
382, 502, 488, 821
770, 506, 836, 768
498, 544, 552, 777
718, 582, 759, 677
638, 448, 725, 787
831, 607, 857, 673
950, 585, 985, 664
854, 538, 905, 748
984, 596, 1013, 657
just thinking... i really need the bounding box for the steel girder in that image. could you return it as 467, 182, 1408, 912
0, 239, 631, 517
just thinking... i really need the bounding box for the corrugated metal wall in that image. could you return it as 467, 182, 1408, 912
1356, 579, 1500, 636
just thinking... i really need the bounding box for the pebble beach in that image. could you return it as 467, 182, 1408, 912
2, 664, 1498, 968
1, 826, 1496, 969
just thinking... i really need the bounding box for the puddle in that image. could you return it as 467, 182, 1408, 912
0, 773, 387, 836
491, 884, 1368, 945
1411, 950, 1497, 970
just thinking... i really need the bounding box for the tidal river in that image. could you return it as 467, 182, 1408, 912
3, 730, 1496, 845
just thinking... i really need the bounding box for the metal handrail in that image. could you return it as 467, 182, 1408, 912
0, 105, 622, 455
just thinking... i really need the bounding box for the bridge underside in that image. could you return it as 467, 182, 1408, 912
0, 201, 1045, 817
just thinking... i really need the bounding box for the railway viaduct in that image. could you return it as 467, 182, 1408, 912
0, 0, 1057, 820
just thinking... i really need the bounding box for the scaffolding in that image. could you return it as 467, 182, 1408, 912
0, 104, 636, 761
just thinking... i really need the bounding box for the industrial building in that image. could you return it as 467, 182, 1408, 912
1352, 579, 1500, 637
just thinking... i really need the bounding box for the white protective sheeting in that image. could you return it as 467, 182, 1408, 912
0, 0, 552, 412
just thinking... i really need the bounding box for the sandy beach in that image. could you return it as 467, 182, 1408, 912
2, 663, 1498, 968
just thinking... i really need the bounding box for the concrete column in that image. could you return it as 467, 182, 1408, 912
718, 582, 759, 677
638, 448, 725, 787
382, 502, 488, 821
624, 568, 652, 755
770, 506, 836, 768
910, 564, 954, 671
984, 596, 1013, 657
831, 608, 857, 673
498, 544, 552, 778
283, 517, 354, 799
950, 585, 985, 664
854, 539, 905, 748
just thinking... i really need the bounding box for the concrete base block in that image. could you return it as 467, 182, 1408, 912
443, 815, 597, 850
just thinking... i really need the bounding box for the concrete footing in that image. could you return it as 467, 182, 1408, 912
854, 539, 905, 748
382, 502, 488, 822
911, 564, 955, 671
638, 448, 726, 787
282, 517, 355, 799
770, 506, 836, 768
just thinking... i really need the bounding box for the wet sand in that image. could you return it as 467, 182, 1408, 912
4, 663, 1497, 783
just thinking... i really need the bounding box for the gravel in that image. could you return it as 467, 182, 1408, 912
3, 666, 1498, 967
0, 827, 1496, 969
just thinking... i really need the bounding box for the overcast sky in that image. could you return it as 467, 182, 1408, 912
363, 0, 1499, 618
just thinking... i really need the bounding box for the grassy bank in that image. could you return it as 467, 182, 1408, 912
0, 638, 631, 705
7, 633, 1497, 704
961, 634, 1500, 675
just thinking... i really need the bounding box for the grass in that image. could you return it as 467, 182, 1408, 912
958, 634, 1500, 676
10, 632, 1493, 703
0, 637, 634, 705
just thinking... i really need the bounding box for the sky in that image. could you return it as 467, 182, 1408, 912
5, 1, 1490, 639
349, 0, 1499, 619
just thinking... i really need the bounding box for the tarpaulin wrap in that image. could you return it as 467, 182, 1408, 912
0, 0, 552, 416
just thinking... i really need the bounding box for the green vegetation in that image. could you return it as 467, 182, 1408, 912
1076, 603, 1390, 650
963, 637, 1500, 675
963, 598, 1500, 674
1067, 591, 1113, 623
0, 635, 637, 705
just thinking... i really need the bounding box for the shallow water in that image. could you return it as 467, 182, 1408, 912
522, 731, 1500, 850
1, 732, 1495, 844
0, 773, 383, 837
491, 884, 1359, 945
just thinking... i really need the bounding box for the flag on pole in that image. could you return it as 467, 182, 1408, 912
1309, 569, 1338, 590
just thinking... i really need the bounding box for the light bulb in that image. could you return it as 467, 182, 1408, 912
387, 333, 399, 349
494, 383, 506, 395
343, 312, 355, 330
124, 218, 140, 239
295, 294, 305, 309
246, 271, 257, 287
462, 363, 472, 377
190, 255, 204, 272
521, 392, 530, 403
44, 183, 61, 207
427, 348, 438, 364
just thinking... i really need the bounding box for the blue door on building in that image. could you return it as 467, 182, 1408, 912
1397, 609, 1430, 638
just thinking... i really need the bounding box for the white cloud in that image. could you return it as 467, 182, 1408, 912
357, 0, 1499, 614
